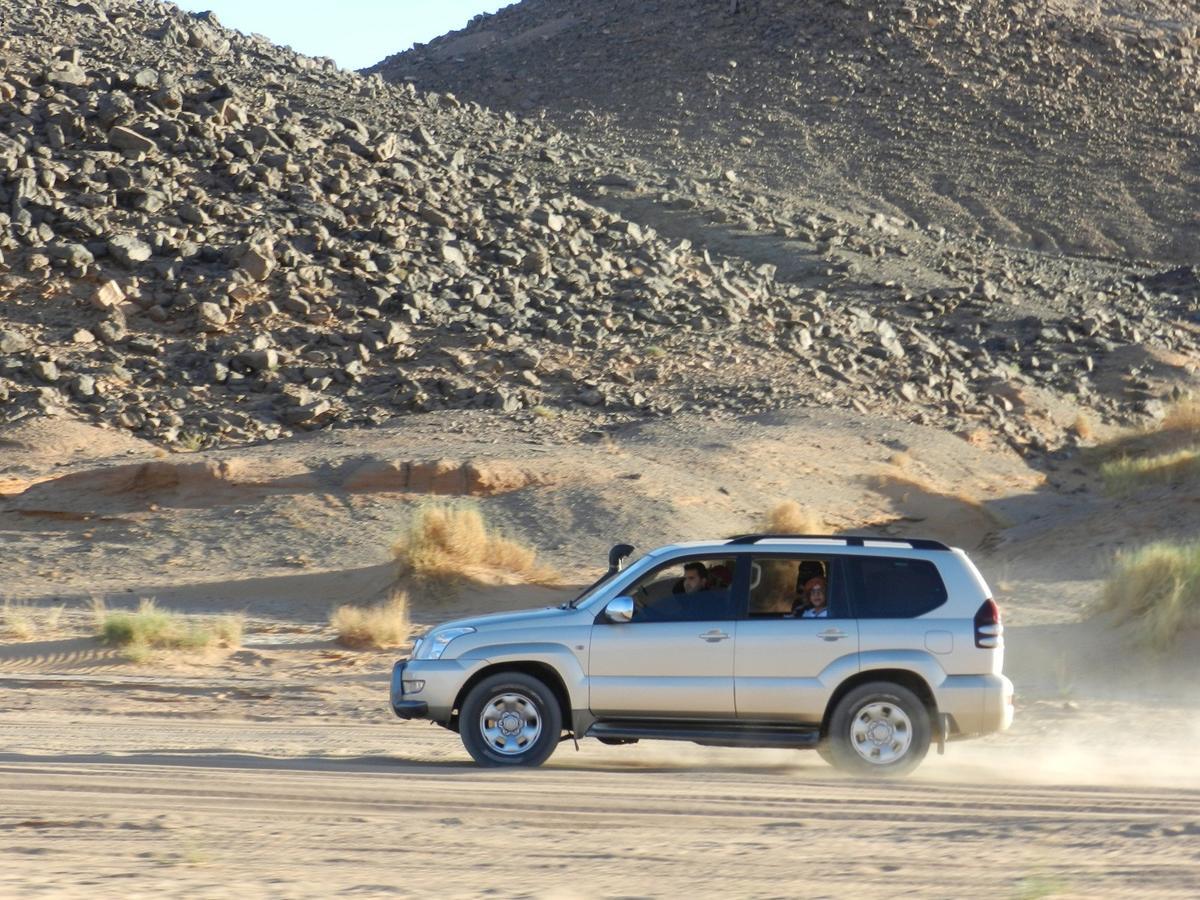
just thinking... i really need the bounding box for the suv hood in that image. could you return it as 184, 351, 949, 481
434, 605, 579, 633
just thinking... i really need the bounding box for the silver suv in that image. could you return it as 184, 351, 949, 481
390, 535, 1013, 775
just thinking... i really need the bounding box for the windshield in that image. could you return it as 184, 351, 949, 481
564, 568, 619, 608
566, 550, 660, 609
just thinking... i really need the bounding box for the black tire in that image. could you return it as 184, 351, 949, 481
826, 681, 931, 777
459, 672, 563, 767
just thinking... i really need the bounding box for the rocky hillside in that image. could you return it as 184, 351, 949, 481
0, 0, 1195, 455
0, 0, 784, 445
377, 0, 1200, 264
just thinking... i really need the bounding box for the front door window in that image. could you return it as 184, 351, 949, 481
627, 557, 737, 622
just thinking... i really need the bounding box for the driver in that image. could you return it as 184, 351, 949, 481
671, 561, 710, 596
681, 562, 709, 594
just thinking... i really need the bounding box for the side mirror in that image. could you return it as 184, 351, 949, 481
605, 596, 634, 624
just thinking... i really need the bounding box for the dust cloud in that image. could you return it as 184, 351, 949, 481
565, 700, 1200, 790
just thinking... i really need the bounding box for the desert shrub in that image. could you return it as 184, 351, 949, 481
1, 600, 66, 641
1101, 448, 1200, 495
1071, 412, 1095, 442
330, 592, 412, 649
97, 599, 242, 660
1097, 541, 1200, 648
1162, 401, 1200, 433
210, 615, 244, 646
1, 600, 36, 640
1089, 400, 1200, 488
393, 505, 557, 584
761, 500, 824, 535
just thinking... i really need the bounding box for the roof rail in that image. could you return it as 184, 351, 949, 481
724, 534, 951, 551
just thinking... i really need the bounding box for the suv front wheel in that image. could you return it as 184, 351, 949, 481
826, 681, 931, 777
459, 671, 563, 767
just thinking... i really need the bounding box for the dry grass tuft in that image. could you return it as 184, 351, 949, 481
1101, 448, 1200, 496
1, 600, 36, 640
330, 591, 412, 649
89, 595, 108, 633
96, 599, 243, 661
1, 600, 66, 641
1162, 400, 1200, 432
761, 500, 824, 535
1096, 542, 1200, 648
1089, 400, 1200, 468
393, 505, 557, 585
600, 435, 627, 457
1071, 412, 1095, 442
888, 451, 913, 470
1091, 401, 1200, 495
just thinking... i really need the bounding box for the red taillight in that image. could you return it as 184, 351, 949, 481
974, 598, 1003, 649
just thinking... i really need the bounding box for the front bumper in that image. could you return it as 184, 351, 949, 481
390, 660, 429, 720
390, 658, 475, 723
392, 698, 429, 719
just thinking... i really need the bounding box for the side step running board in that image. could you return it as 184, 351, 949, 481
587, 719, 821, 749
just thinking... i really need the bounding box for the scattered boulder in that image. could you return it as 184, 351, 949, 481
107, 235, 152, 268
107, 125, 157, 154
237, 244, 275, 281
91, 281, 125, 310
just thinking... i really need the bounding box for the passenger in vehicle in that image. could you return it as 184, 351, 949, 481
793, 576, 829, 618
707, 563, 733, 589
796, 560, 826, 591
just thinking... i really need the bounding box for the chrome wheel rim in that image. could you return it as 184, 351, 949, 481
479, 692, 543, 756
850, 701, 913, 765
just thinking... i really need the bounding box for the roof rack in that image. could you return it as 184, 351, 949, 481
724, 534, 951, 551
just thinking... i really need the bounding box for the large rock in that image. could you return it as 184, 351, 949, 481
237, 244, 275, 281
373, 132, 401, 161
108, 125, 157, 154
91, 280, 125, 309
43, 61, 88, 87
107, 234, 152, 268
0, 330, 31, 355
196, 302, 229, 331
47, 243, 95, 267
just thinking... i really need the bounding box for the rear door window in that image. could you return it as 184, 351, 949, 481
745, 556, 850, 619
850, 557, 948, 618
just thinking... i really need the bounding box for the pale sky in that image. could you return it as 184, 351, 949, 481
177, 1, 512, 71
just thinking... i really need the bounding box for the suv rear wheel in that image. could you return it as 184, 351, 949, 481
459, 671, 563, 767
826, 681, 931, 777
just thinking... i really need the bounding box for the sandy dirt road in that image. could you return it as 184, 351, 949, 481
2, 713, 1198, 899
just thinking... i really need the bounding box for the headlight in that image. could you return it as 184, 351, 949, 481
415, 626, 475, 660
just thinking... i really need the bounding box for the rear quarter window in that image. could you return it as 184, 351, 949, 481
852, 557, 948, 618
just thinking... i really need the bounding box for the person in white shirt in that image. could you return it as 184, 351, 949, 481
796, 577, 829, 618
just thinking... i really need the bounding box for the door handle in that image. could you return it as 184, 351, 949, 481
698, 630, 730, 642
818, 629, 849, 642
